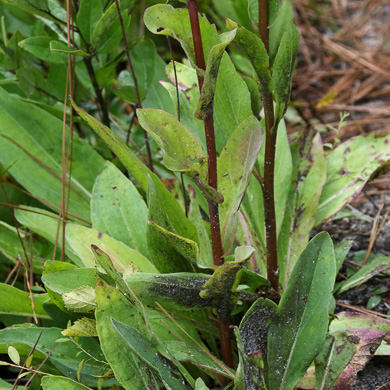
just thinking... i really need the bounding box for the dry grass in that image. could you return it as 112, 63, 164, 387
291, 0, 390, 143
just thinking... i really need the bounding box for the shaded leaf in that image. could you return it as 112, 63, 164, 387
76, 0, 103, 44
268, 232, 336, 389
248, 0, 280, 27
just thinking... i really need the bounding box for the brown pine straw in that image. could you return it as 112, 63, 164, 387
291, 0, 390, 140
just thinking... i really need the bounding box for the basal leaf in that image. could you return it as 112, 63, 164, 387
124, 272, 211, 310
91, 161, 149, 258
268, 232, 336, 389
218, 115, 263, 253
66, 223, 157, 272
316, 132, 390, 224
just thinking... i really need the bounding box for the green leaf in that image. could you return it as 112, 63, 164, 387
62, 286, 96, 313
315, 332, 357, 390
49, 40, 90, 57
41, 376, 92, 390
111, 319, 189, 390
334, 256, 390, 295
137, 108, 207, 178
62, 318, 98, 337
0, 283, 50, 319
248, 0, 280, 27
124, 272, 210, 310
200, 258, 248, 316
269, 0, 293, 63
90, 1, 118, 49
91, 161, 149, 258
195, 378, 210, 390
0, 89, 104, 222
268, 232, 336, 390
95, 279, 157, 390
66, 223, 157, 272
18, 36, 67, 63
15, 206, 83, 267
236, 298, 277, 390
218, 115, 263, 253
195, 29, 237, 120
316, 132, 390, 224
76, 0, 103, 44
146, 174, 199, 273
278, 129, 326, 287
8, 346, 20, 365
334, 241, 353, 274
273, 22, 300, 124
70, 98, 152, 192
226, 19, 271, 98
148, 222, 198, 271
0, 327, 111, 387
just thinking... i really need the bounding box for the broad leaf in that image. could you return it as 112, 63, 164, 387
62, 318, 97, 337
218, 115, 263, 253
268, 232, 336, 389
248, 0, 280, 27
91, 161, 149, 258
62, 286, 96, 313
76, 0, 103, 44
19, 36, 67, 63
42, 376, 92, 390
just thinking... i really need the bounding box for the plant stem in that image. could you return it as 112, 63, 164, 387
114, 0, 154, 172
187, 0, 233, 372
83, 57, 110, 128
259, 0, 279, 291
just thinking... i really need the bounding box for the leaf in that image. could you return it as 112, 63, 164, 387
278, 129, 326, 287
0, 283, 50, 319
166, 341, 234, 378
236, 299, 277, 390
124, 272, 211, 310
330, 329, 386, 389
15, 206, 83, 267
49, 41, 90, 57
0, 327, 112, 387
267, 232, 336, 390
91, 161, 149, 258
137, 109, 207, 178
66, 223, 157, 272
90, 1, 118, 49
76, 0, 103, 44
146, 174, 199, 273
195, 29, 237, 120
334, 256, 390, 295
0, 89, 105, 221
334, 241, 353, 274
200, 258, 248, 316
62, 318, 98, 337
62, 286, 96, 313
226, 19, 271, 98
315, 332, 357, 390
269, 0, 294, 63
273, 22, 300, 125
18, 36, 67, 63
218, 115, 263, 253
248, 0, 280, 27
111, 319, 189, 390
41, 376, 93, 390
329, 312, 390, 334
195, 378, 210, 390
8, 346, 20, 365
95, 279, 157, 390
148, 222, 198, 270
144, 4, 252, 151
70, 97, 152, 192
316, 132, 390, 224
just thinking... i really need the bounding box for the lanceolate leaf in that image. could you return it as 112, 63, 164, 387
76, 0, 103, 44
268, 232, 336, 390
218, 116, 263, 253
91, 161, 149, 258
316, 132, 390, 224
70, 98, 152, 192
137, 109, 207, 179
273, 22, 300, 125
226, 19, 272, 98
195, 29, 237, 120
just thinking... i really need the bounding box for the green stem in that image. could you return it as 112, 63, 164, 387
187, 0, 233, 372
259, 0, 279, 291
